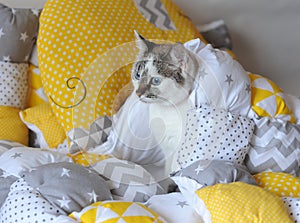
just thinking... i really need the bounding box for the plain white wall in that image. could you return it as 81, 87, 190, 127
1, 0, 300, 96
174, 0, 300, 97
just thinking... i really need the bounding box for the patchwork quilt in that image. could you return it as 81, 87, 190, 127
1, 0, 300, 222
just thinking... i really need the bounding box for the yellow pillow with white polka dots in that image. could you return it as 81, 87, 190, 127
196, 182, 293, 223
69, 201, 167, 223
38, 0, 205, 134
254, 172, 300, 197
0, 106, 28, 145
20, 103, 66, 149
249, 73, 295, 123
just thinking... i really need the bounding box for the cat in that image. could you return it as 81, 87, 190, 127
93, 32, 201, 190
131, 31, 200, 173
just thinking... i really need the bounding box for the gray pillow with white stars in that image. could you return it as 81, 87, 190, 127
21, 162, 113, 215
0, 169, 18, 208
0, 3, 40, 63
171, 160, 257, 187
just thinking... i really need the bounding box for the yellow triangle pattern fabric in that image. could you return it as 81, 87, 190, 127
69, 201, 167, 223
71, 151, 111, 167
27, 64, 48, 108
249, 73, 295, 123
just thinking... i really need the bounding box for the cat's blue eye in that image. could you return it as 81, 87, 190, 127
135, 71, 141, 80
151, 77, 162, 85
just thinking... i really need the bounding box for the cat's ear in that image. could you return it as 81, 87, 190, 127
134, 30, 154, 53
170, 43, 189, 68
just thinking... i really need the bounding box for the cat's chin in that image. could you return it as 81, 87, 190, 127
139, 96, 180, 106
139, 97, 161, 104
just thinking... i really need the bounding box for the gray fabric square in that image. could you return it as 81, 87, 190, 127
68, 116, 112, 153
91, 157, 166, 202
0, 3, 40, 63
171, 160, 257, 186
0, 169, 18, 208
245, 117, 300, 176
177, 106, 254, 169
198, 20, 232, 50
21, 162, 112, 214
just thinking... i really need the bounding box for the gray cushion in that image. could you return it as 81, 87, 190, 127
172, 159, 257, 186
0, 3, 40, 62
21, 162, 112, 214
245, 117, 300, 176
91, 157, 166, 202
0, 169, 18, 208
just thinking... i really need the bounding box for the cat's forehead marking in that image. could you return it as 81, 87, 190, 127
144, 55, 158, 76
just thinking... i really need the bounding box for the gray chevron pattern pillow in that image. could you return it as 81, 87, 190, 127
245, 117, 300, 176
134, 0, 176, 30
91, 157, 166, 202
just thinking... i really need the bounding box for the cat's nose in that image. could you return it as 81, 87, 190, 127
136, 86, 147, 97
136, 90, 142, 97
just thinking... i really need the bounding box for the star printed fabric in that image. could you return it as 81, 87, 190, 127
0, 3, 40, 63
0, 178, 63, 222
172, 160, 257, 187
0, 146, 72, 177
145, 192, 205, 223
21, 162, 113, 214
184, 39, 251, 116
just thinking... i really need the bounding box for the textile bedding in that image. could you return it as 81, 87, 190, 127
1, 0, 300, 222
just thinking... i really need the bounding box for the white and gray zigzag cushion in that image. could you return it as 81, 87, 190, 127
90, 157, 166, 202
245, 117, 300, 177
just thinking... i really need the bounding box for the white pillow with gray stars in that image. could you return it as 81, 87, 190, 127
145, 192, 205, 223
184, 39, 251, 116
0, 146, 72, 177
0, 3, 40, 63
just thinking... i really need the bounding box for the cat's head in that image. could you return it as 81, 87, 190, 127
132, 31, 199, 105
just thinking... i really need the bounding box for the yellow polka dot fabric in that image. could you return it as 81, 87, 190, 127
0, 106, 28, 145
69, 201, 167, 223
196, 182, 293, 223
254, 172, 300, 197
19, 103, 66, 149
38, 0, 204, 133
249, 73, 295, 123
27, 64, 48, 108
71, 151, 111, 167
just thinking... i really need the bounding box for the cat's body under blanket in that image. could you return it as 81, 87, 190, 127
92, 34, 250, 190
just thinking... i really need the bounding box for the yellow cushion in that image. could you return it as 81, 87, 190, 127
19, 103, 66, 149
27, 64, 48, 108
254, 172, 300, 197
70, 151, 111, 167
196, 182, 292, 223
0, 106, 28, 145
249, 73, 295, 123
69, 201, 166, 223
38, 0, 204, 133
